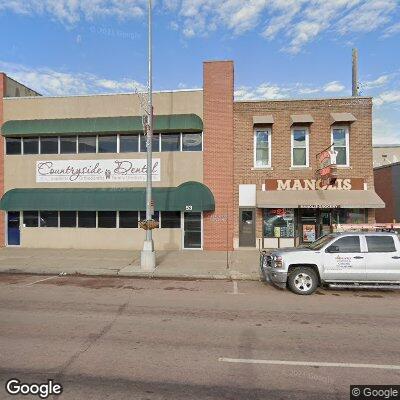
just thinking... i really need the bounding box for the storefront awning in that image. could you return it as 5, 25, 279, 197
0, 182, 215, 212
256, 190, 385, 209
1, 114, 203, 137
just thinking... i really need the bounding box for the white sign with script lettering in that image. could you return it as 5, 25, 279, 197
36, 159, 161, 183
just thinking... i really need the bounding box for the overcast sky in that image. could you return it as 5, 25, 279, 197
0, 0, 399, 144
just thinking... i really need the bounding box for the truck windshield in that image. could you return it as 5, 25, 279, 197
307, 234, 336, 250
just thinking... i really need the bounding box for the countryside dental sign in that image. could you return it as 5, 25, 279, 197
36, 159, 161, 183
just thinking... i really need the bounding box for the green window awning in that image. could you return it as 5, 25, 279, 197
0, 181, 215, 212
1, 114, 203, 137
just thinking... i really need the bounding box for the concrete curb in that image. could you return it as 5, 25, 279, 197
0, 268, 260, 281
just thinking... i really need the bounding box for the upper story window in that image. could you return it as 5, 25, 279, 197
5, 132, 203, 155
5, 137, 22, 155
23, 137, 39, 155
291, 128, 309, 167
120, 134, 139, 153
98, 135, 117, 153
182, 133, 202, 151
254, 129, 271, 168
332, 126, 349, 166
161, 133, 180, 152
140, 133, 160, 152
40, 136, 59, 154
78, 135, 96, 153
60, 136, 77, 154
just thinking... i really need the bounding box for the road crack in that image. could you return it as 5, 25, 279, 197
56, 295, 131, 378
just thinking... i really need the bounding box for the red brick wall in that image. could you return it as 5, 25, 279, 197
233, 97, 374, 241
374, 166, 394, 222
0, 73, 5, 246
203, 61, 234, 250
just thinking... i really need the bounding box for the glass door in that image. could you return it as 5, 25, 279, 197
7, 211, 20, 246
239, 208, 256, 247
183, 212, 202, 249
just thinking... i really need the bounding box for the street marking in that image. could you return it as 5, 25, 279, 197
233, 280, 238, 295
20, 276, 59, 287
218, 358, 400, 371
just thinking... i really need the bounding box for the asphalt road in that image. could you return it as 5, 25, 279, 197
0, 274, 399, 400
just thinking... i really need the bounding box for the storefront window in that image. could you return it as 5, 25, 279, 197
161, 211, 181, 228
60, 211, 77, 227
98, 211, 117, 228
119, 211, 138, 228
40, 211, 58, 227
23, 211, 38, 227
332, 209, 366, 225
78, 211, 96, 228
263, 209, 295, 238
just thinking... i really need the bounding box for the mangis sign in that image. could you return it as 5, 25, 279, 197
36, 159, 161, 183
265, 178, 364, 191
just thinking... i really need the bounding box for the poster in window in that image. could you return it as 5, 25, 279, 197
303, 224, 316, 242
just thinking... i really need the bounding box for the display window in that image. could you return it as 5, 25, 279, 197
263, 209, 295, 238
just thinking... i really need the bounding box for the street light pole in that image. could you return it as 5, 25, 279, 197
141, 0, 156, 271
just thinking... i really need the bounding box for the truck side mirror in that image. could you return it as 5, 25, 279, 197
326, 245, 339, 253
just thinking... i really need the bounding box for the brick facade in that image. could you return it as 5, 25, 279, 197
203, 61, 234, 250
374, 163, 399, 223
233, 97, 375, 244
0, 74, 5, 246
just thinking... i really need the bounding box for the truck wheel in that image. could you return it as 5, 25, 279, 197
288, 267, 318, 295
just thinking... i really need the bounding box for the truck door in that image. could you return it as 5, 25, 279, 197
322, 235, 366, 281
364, 235, 400, 281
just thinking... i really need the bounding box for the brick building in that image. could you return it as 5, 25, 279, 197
374, 162, 400, 223
0, 61, 384, 250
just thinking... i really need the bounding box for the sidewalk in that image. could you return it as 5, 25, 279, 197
0, 248, 261, 281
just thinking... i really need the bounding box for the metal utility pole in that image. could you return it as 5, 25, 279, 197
352, 48, 359, 97
141, 0, 156, 271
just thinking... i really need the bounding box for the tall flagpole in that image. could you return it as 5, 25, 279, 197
141, 0, 156, 270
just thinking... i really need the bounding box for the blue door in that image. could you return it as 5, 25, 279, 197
7, 212, 20, 246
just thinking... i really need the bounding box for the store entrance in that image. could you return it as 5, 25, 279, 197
299, 208, 333, 244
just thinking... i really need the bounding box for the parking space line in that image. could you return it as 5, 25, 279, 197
19, 276, 59, 287
218, 358, 400, 371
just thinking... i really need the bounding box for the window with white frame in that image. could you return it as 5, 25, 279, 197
254, 129, 271, 168
291, 128, 309, 167
332, 126, 349, 166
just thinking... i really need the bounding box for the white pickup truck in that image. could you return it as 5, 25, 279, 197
262, 232, 400, 295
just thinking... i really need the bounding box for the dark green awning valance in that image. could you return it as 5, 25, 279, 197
0, 182, 215, 212
1, 114, 203, 137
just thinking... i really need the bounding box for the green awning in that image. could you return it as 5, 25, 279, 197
1, 114, 203, 137
0, 182, 215, 212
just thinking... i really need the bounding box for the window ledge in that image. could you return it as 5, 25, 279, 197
251, 166, 273, 171
336, 165, 352, 169
289, 166, 311, 170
